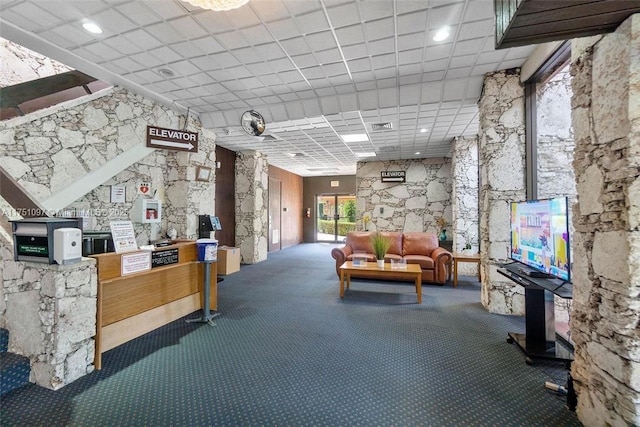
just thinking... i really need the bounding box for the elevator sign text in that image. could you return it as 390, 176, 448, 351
381, 171, 406, 183
146, 125, 199, 152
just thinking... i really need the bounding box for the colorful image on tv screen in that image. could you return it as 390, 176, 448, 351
510, 197, 570, 281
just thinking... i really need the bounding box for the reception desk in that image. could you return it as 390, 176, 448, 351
91, 241, 216, 369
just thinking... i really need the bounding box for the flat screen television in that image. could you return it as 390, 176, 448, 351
509, 197, 571, 282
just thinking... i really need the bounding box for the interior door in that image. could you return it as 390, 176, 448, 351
268, 177, 282, 252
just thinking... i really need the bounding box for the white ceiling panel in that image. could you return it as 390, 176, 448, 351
0, 0, 540, 176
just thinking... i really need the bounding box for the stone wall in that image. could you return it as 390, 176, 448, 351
570, 15, 640, 426
0, 246, 97, 390
478, 69, 526, 315
0, 37, 71, 87
536, 65, 576, 328
235, 150, 268, 264
452, 136, 479, 275
0, 86, 216, 241
355, 159, 451, 233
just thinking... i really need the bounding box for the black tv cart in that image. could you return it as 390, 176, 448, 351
498, 264, 573, 365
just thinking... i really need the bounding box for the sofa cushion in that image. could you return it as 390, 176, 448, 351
403, 232, 439, 256
380, 231, 403, 255
346, 231, 374, 254
404, 254, 435, 269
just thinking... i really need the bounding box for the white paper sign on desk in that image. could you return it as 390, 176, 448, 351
121, 251, 151, 276
109, 220, 138, 253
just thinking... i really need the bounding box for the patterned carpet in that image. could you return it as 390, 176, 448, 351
0, 243, 580, 426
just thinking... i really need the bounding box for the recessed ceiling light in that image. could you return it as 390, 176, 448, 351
340, 134, 369, 143
82, 22, 102, 34
420, 128, 428, 133
158, 68, 175, 78
415, 151, 421, 155
355, 152, 376, 158
433, 26, 450, 42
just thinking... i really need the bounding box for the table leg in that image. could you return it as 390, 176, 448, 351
346, 273, 351, 290
416, 274, 422, 304
453, 259, 458, 288
340, 270, 345, 298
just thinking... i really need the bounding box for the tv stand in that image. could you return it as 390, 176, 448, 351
498, 265, 573, 365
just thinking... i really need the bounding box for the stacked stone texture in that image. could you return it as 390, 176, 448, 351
536, 67, 576, 327
0, 241, 97, 390
570, 15, 640, 426
452, 136, 479, 276
478, 69, 526, 315
355, 159, 451, 234
235, 150, 268, 264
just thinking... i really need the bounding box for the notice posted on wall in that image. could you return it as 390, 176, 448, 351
121, 251, 151, 276
109, 220, 138, 253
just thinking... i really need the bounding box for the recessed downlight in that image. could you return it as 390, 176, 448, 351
420, 128, 428, 133
340, 134, 369, 143
82, 22, 102, 34
158, 68, 175, 78
433, 26, 450, 42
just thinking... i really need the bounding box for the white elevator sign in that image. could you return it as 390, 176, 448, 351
146, 125, 199, 152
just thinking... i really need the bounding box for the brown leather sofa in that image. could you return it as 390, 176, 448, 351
331, 231, 452, 284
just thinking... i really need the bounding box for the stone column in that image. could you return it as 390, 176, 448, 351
235, 150, 268, 264
477, 69, 527, 314
570, 14, 640, 426
452, 136, 479, 275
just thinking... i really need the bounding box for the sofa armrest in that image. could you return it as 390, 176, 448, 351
431, 247, 453, 283
331, 245, 353, 277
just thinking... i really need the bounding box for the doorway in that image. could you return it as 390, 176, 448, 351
316, 194, 356, 243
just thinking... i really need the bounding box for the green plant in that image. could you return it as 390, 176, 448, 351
464, 236, 472, 250
371, 232, 392, 260
343, 200, 356, 222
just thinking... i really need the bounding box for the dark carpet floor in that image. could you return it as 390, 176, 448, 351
1, 243, 581, 426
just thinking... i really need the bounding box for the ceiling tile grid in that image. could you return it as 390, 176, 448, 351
0, 0, 539, 176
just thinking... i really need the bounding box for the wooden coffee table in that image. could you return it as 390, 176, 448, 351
339, 261, 423, 303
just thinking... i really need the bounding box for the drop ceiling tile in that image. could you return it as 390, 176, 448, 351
84, 42, 122, 62
429, 2, 464, 28
458, 20, 492, 41
251, 0, 291, 22
231, 47, 262, 63
398, 48, 423, 65
0, 9, 40, 33
114, 2, 161, 26
269, 57, 296, 72
397, 10, 427, 35
139, 0, 184, 19
279, 70, 305, 83
245, 61, 274, 75
424, 44, 453, 61
193, 11, 234, 34
215, 31, 251, 50
314, 48, 342, 64
10, 2, 62, 29
169, 60, 202, 76
149, 46, 183, 64
93, 8, 137, 34
301, 66, 324, 80
294, 10, 329, 34
191, 36, 227, 54
335, 24, 365, 45
326, 2, 361, 28
398, 64, 424, 78
364, 18, 394, 40
239, 24, 275, 44
463, 1, 494, 22
305, 31, 337, 52
453, 38, 484, 56
341, 44, 367, 60
146, 21, 186, 44
124, 29, 164, 51
50, 24, 96, 47
224, 65, 252, 78
169, 16, 210, 40
370, 53, 395, 69
445, 67, 471, 79
266, 18, 300, 40
280, 37, 311, 56
41, 1, 88, 22
103, 36, 141, 56
224, 7, 262, 29
210, 51, 241, 68
397, 32, 426, 51
368, 37, 395, 56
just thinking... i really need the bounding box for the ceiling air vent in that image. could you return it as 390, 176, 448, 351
377, 145, 399, 152
370, 122, 393, 132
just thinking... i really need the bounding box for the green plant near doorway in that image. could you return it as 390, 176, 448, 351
343, 200, 356, 222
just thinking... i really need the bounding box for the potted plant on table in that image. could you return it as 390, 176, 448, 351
371, 232, 391, 268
